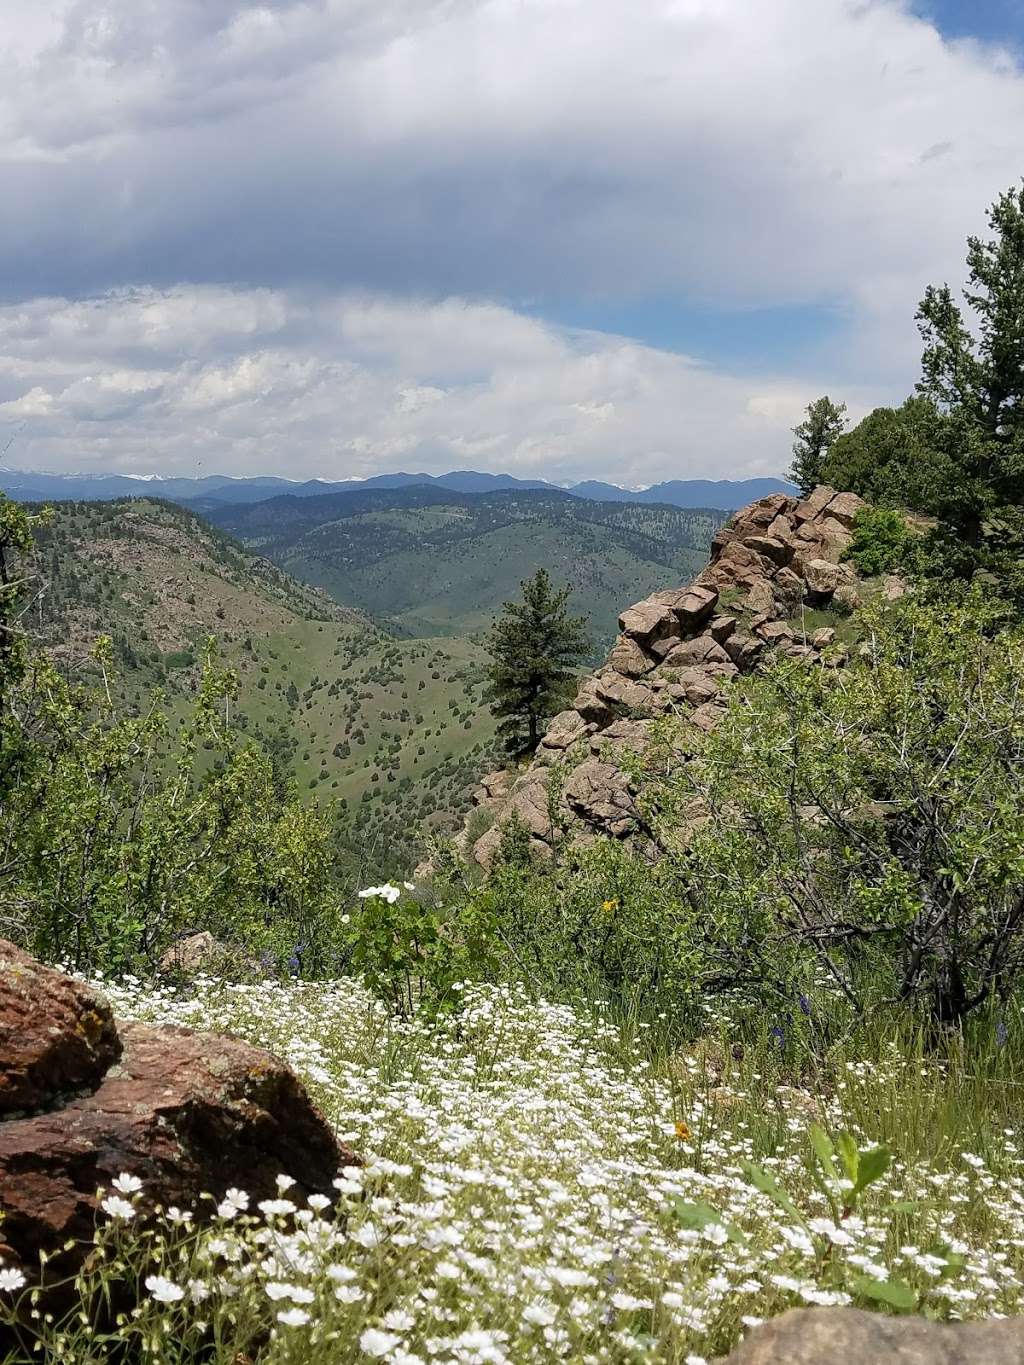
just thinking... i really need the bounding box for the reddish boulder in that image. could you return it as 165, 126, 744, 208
0, 1021, 354, 1284
723, 1307, 1024, 1365
0, 940, 121, 1116
618, 598, 677, 645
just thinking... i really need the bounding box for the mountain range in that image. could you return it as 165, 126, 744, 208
206, 485, 725, 643
0, 466, 793, 511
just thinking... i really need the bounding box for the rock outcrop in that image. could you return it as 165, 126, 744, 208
465, 487, 869, 866
0, 939, 121, 1115
0, 944, 355, 1293
721, 1307, 1024, 1364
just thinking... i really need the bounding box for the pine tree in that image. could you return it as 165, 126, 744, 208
914, 181, 1024, 542
485, 569, 589, 756
788, 396, 848, 494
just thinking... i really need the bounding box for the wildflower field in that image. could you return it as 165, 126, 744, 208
8, 975, 1024, 1364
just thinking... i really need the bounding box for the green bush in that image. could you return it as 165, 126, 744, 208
843, 506, 919, 577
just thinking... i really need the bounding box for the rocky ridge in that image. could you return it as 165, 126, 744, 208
465, 486, 892, 867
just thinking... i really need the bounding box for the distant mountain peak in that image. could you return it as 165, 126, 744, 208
0, 466, 795, 512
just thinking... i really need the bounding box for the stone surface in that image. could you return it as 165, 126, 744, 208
0, 940, 121, 1116
721, 1307, 1024, 1365
672, 584, 720, 628
563, 760, 635, 836
793, 485, 838, 521
158, 931, 223, 976
824, 490, 867, 527
742, 534, 792, 566
608, 634, 654, 678
802, 557, 844, 597
539, 709, 589, 751
744, 579, 776, 615
618, 599, 676, 645
659, 635, 732, 669
0, 1008, 354, 1288
594, 669, 657, 712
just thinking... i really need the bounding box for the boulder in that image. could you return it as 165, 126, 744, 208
618, 598, 677, 646
563, 760, 635, 836
756, 621, 795, 646
608, 633, 655, 678
834, 583, 864, 612
708, 614, 738, 644
802, 557, 844, 598
573, 676, 614, 725
0, 940, 121, 1116
744, 579, 776, 616
812, 627, 836, 648
659, 635, 732, 669
663, 668, 722, 707
594, 669, 657, 713
158, 931, 223, 977
479, 769, 513, 801
823, 490, 867, 527
721, 1307, 1024, 1365
765, 509, 792, 533
793, 485, 838, 522
506, 774, 554, 839
539, 710, 589, 752
0, 1014, 354, 1288
883, 574, 909, 601
817, 516, 854, 558
690, 702, 727, 732
591, 718, 653, 757
670, 584, 720, 629
723, 632, 764, 668
742, 534, 792, 567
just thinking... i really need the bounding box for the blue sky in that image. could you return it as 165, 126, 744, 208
917, 0, 1024, 45
0, 0, 1021, 485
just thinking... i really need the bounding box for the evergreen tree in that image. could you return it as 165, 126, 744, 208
913, 181, 1024, 546
788, 396, 848, 494
485, 569, 588, 756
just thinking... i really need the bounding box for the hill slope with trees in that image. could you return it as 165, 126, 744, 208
207, 486, 725, 645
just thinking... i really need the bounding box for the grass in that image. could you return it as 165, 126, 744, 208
7, 971, 1024, 1364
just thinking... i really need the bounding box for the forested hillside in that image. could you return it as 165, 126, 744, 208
208, 486, 724, 644
25, 499, 502, 872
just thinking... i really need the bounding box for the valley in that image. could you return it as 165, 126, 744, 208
27, 491, 724, 873
207, 485, 724, 647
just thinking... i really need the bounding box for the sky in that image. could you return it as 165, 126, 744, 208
0, 0, 1022, 486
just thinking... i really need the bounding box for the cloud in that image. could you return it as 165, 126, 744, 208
0, 285, 884, 481
0, 1, 1021, 477
0, 2, 1021, 319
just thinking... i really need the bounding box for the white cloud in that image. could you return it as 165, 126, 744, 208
0, 285, 881, 480
0, 1, 1020, 477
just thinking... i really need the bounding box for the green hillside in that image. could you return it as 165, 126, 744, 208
207, 486, 724, 649
26, 499, 501, 872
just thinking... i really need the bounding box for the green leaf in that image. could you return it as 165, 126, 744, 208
671, 1200, 723, 1231
853, 1145, 891, 1194
851, 1275, 917, 1312
670, 1199, 745, 1245
741, 1160, 805, 1225
836, 1131, 860, 1185
809, 1123, 839, 1183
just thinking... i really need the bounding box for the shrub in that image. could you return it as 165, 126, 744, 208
843, 506, 919, 577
